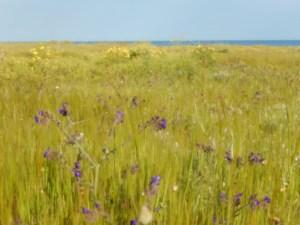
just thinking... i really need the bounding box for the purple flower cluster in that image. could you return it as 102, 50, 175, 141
35, 104, 105, 222
144, 116, 167, 130
248, 152, 265, 164
249, 195, 271, 209
249, 194, 260, 209
196, 143, 215, 153
72, 161, 82, 179
224, 192, 271, 210
34, 110, 50, 125
81, 201, 102, 222
222, 151, 267, 166
36, 100, 274, 224
81, 201, 101, 214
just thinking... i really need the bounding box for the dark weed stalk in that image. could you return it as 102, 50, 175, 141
35, 104, 101, 220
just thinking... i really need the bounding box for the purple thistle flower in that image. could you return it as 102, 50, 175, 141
150, 176, 161, 187
43, 148, 51, 159
95, 201, 101, 209
158, 118, 167, 130
261, 196, 271, 208
72, 161, 82, 179
34, 115, 40, 123
114, 110, 124, 124
82, 207, 91, 214
130, 219, 138, 225
58, 103, 69, 116
263, 196, 271, 204
81, 207, 98, 222
74, 170, 81, 178
146, 116, 167, 130
248, 152, 265, 164
249, 194, 260, 209
43, 148, 61, 160
34, 110, 50, 125
148, 175, 161, 196
233, 192, 243, 206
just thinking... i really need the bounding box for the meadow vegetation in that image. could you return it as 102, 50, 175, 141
0, 43, 300, 225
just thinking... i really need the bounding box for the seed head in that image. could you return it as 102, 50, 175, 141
225, 151, 233, 162
233, 192, 243, 206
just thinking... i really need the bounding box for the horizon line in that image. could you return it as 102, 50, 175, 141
1, 39, 300, 43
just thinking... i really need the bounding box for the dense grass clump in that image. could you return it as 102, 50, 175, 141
0, 43, 300, 225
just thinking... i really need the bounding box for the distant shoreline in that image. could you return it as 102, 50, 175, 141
79, 40, 300, 46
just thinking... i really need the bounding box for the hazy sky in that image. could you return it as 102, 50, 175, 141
0, 0, 299, 41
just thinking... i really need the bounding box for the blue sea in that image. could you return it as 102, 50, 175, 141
151, 40, 300, 46
77, 40, 300, 46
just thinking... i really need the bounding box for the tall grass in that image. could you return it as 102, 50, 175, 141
0, 43, 300, 224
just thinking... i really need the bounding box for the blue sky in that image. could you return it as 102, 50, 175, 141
0, 0, 299, 41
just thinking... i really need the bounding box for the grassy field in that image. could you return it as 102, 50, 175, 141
0, 43, 300, 225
